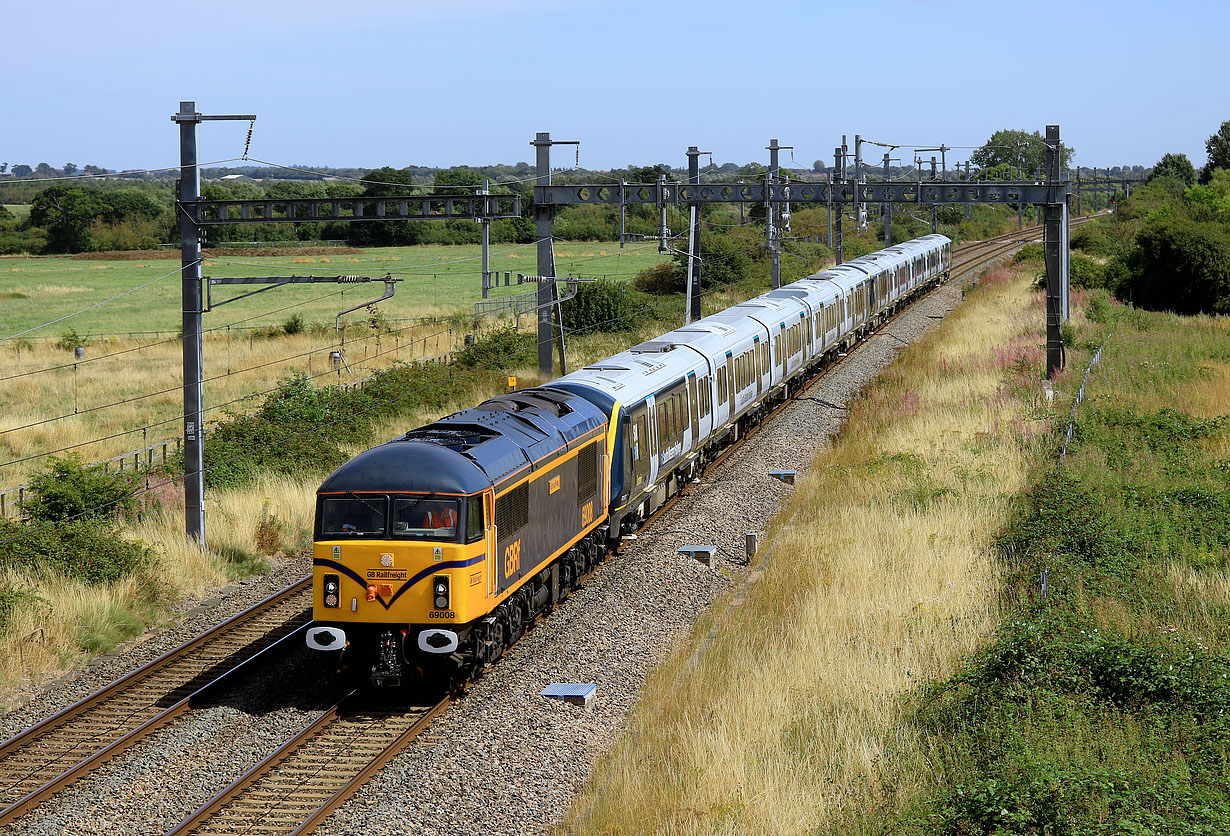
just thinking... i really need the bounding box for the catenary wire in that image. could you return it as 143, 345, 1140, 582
0, 159, 246, 185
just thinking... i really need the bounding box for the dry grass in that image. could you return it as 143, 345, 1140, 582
0, 318, 476, 488
562, 270, 1056, 835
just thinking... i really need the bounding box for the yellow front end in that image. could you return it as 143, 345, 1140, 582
312, 537, 489, 627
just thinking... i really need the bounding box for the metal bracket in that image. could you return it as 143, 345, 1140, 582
203, 274, 401, 330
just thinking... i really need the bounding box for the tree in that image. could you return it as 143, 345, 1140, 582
12, 165, 31, 177
970, 129, 1074, 175
1199, 119, 1230, 184
1150, 153, 1197, 187
1126, 218, 1230, 315
35, 163, 55, 177
351, 166, 422, 246
28, 185, 104, 252
812, 160, 826, 173
433, 167, 482, 191
628, 164, 673, 183
63, 162, 78, 176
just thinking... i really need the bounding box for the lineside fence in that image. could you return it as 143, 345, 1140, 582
0, 350, 455, 519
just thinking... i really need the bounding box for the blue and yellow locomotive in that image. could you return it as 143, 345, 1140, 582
306, 234, 952, 685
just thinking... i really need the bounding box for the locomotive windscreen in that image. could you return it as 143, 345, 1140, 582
320, 496, 387, 537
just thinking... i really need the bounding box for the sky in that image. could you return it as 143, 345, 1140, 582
3, 0, 1226, 175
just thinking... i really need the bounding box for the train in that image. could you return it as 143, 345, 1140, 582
305, 234, 952, 685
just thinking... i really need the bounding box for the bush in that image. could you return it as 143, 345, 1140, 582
21, 455, 138, 523
203, 373, 364, 489
0, 517, 154, 585
632, 262, 680, 294
1014, 242, 1045, 265
0, 586, 43, 633
1124, 218, 1230, 315
282, 313, 305, 335
1069, 252, 1107, 290
682, 231, 754, 293
1070, 222, 1114, 256
453, 326, 536, 371
55, 329, 85, 352
561, 278, 644, 335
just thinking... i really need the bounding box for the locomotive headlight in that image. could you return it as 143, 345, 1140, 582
432, 575, 450, 610
323, 573, 340, 608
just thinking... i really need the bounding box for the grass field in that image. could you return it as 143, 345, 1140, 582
0, 241, 670, 488
0, 241, 670, 339
2, 205, 30, 221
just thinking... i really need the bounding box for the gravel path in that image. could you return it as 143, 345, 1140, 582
0, 263, 993, 836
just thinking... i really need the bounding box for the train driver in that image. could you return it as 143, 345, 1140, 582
421, 501, 458, 533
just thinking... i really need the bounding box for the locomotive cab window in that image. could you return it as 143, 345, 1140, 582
392, 497, 460, 540
465, 495, 485, 543
320, 496, 387, 538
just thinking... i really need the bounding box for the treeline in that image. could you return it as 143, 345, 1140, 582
1060, 119, 1230, 316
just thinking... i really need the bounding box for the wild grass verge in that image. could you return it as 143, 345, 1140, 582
562, 267, 1060, 835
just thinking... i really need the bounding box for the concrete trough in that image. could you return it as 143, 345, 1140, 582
678, 545, 718, 566
541, 682, 597, 710
769, 469, 797, 485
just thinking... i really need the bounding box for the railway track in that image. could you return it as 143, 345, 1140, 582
0, 216, 1095, 834
166, 692, 448, 836
0, 579, 311, 826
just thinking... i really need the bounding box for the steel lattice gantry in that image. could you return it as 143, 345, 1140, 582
537, 180, 1064, 208
533, 124, 1071, 382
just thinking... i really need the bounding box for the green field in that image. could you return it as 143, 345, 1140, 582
2, 205, 30, 221
0, 241, 671, 340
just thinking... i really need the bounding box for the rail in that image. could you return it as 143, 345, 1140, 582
0, 579, 312, 827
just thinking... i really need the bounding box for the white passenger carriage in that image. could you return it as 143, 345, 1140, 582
548, 234, 952, 536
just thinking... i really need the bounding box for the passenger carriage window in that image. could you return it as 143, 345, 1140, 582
466, 495, 484, 543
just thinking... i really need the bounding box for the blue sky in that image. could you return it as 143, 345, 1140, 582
3, 0, 1224, 174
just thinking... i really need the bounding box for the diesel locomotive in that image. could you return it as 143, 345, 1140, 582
306, 234, 952, 685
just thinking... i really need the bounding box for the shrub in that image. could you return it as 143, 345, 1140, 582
253, 499, 289, 555
1125, 218, 1230, 315
55, 329, 85, 352
561, 278, 644, 335
1014, 242, 1045, 265
680, 231, 754, 294
1084, 294, 1113, 323
282, 313, 305, 335
453, 326, 536, 371
0, 517, 154, 585
1069, 252, 1107, 290
21, 455, 138, 523
1070, 222, 1114, 256
0, 586, 43, 633
632, 262, 680, 295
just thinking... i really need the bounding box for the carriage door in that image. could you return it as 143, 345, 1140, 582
687, 372, 699, 446
628, 402, 651, 491
747, 334, 757, 395
778, 323, 787, 378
